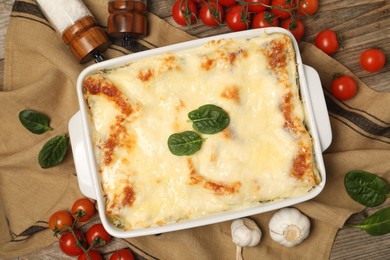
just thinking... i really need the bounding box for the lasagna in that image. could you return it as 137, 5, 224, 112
82, 32, 320, 231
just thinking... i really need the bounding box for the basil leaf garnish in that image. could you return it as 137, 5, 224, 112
344, 170, 389, 207
351, 207, 390, 236
188, 104, 230, 134
38, 134, 68, 168
19, 110, 53, 134
168, 131, 204, 156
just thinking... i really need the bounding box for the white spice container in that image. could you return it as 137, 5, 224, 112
36, 0, 111, 63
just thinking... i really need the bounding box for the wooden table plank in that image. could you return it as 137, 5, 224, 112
1, 0, 389, 259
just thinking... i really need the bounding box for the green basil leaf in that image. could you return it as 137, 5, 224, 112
19, 110, 53, 134
168, 131, 204, 156
38, 134, 68, 168
344, 170, 389, 207
188, 104, 230, 134
351, 207, 390, 236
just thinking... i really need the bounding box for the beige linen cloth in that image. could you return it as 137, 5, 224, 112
1, 0, 389, 259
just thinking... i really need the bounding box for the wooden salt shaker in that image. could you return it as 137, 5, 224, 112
36, 0, 111, 63
107, 0, 148, 46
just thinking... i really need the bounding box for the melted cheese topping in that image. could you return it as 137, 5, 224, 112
83, 33, 320, 230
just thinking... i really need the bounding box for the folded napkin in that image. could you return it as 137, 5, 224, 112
1, 0, 389, 259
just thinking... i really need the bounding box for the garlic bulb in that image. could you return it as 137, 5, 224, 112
231, 218, 262, 260
269, 207, 310, 247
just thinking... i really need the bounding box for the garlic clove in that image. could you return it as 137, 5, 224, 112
231, 218, 262, 260
269, 207, 311, 247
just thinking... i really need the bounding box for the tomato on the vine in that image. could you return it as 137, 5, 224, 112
296, 0, 318, 16
225, 5, 250, 31
172, 0, 198, 26
271, 0, 294, 19
78, 250, 103, 260
86, 223, 111, 248
314, 30, 340, 55
59, 230, 86, 256
360, 49, 386, 72
219, 0, 237, 6
109, 249, 135, 260
49, 211, 73, 232
252, 11, 279, 28
71, 198, 95, 222
281, 17, 305, 41
191, 0, 203, 3
245, 0, 270, 13
199, 1, 224, 27
330, 75, 357, 100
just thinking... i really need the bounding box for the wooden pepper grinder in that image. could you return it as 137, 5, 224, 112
107, 0, 148, 46
36, 0, 111, 63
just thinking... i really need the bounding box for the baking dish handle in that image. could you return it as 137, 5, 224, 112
69, 111, 97, 199
303, 65, 332, 152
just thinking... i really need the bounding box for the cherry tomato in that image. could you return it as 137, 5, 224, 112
219, 0, 237, 6
71, 198, 95, 222
172, 0, 198, 26
199, 2, 224, 27
245, 0, 270, 13
109, 249, 135, 260
281, 17, 305, 41
49, 211, 73, 232
78, 250, 103, 260
59, 230, 86, 256
296, 0, 318, 16
314, 30, 339, 55
191, 0, 203, 3
86, 223, 111, 248
252, 11, 279, 28
330, 75, 357, 100
360, 49, 386, 72
226, 5, 250, 31
271, 0, 294, 19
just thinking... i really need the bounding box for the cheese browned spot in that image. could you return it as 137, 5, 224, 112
83, 33, 320, 231
201, 56, 216, 71
137, 69, 153, 82
221, 85, 240, 103
122, 185, 136, 207
187, 158, 241, 195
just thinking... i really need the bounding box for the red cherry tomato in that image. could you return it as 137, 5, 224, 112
59, 230, 86, 256
109, 249, 135, 260
219, 0, 237, 6
86, 223, 111, 248
360, 49, 386, 72
191, 0, 203, 3
172, 0, 198, 26
314, 30, 340, 55
245, 0, 270, 13
271, 0, 294, 19
71, 198, 95, 222
49, 211, 73, 232
330, 75, 357, 100
252, 11, 279, 28
225, 5, 250, 31
199, 1, 224, 27
296, 0, 318, 16
78, 250, 103, 260
281, 17, 305, 41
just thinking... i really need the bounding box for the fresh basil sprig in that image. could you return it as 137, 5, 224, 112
38, 134, 68, 168
19, 110, 53, 134
188, 104, 230, 134
344, 170, 389, 207
168, 131, 205, 156
350, 207, 390, 236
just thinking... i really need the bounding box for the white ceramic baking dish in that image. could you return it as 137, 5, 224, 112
69, 27, 332, 238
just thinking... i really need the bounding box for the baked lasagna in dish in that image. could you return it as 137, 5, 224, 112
82, 32, 320, 231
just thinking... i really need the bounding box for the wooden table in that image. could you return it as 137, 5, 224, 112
1, 0, 389, 259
